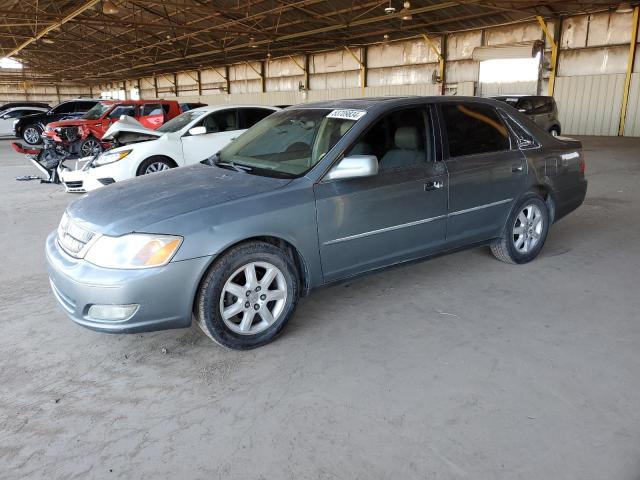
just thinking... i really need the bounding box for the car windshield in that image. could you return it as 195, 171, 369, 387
216, 108, 361, 176
82, 103, 112, 120
157, 110, 206, 133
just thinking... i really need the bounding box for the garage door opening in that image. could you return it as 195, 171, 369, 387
479, 53, 541, 96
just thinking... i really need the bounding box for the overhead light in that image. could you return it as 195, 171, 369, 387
401, 1, 412, 20
615, 2, 634, 13
42, 38, 54, 44
383, 33, 390, 42
384, 1, 396, 15
103, 0, 119, 15
249, 37, 257, 48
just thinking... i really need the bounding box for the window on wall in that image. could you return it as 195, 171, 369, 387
130, 88, 140, 100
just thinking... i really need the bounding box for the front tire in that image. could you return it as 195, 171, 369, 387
490, 194, 550, 264
196, 241, 300, 350
23, 125, 43, 145
137, 156, 176, 176
549, 126, 561, 137
79, 136, 103, 157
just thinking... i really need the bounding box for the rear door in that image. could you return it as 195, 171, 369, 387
440, 101, 526, 246
181, 109, 239, 163
314, 105, 448, 282
138, 103, 165, 129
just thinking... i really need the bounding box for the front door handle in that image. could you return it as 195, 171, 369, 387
512, 164, 524, 173
424, 180, 444, 191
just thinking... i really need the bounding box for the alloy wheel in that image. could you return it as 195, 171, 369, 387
219, 261, 287, 335
24, 127, 40, 144
144, 162, 170, 174
513, 204, 543, 254
81, 139, 101, 157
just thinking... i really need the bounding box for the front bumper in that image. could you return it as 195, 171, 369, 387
45, 231, 213, 333
58, 158, 108, 193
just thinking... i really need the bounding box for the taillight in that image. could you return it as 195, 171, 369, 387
579, 155, 586, 175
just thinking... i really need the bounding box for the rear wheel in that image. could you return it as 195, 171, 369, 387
549, 126, 560, 137
137, 156, 176, 176
490, 194, 550, 264
23, 125, 42, 145
196, 241, 300, 350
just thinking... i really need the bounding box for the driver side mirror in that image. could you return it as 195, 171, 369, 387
324, 155, 378, 181
188, 126, 207, 136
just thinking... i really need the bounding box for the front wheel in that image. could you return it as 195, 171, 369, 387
79, 136, 103, 157
490, 195, 550, 264
137, 156, 175, 176
196, 241, 300, 350
23, 125, 43, 145
549, 126, 561, 137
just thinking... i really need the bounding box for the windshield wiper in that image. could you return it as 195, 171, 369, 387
214, 160, 253, 173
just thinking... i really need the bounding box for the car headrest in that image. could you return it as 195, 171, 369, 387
395, 127, 419, 150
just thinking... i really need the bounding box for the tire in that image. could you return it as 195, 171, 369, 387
490, 194, 550, 264
196, 241, 300, 350
137, 156, 176, 176
549, 126, 560, 137
22, 124, 43, 145
79, 136, 103, 157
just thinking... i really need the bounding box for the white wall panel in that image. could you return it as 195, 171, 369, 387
479, 81, 537, 96
448, 31, 482, 60
554, 74, 625, 136
558, 45, 628, 76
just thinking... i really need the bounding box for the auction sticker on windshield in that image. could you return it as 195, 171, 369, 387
327, 109, 367, 121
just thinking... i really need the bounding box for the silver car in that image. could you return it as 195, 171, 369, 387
46, 97, 587, 349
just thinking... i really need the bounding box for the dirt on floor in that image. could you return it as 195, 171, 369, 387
0, 137, 639, 480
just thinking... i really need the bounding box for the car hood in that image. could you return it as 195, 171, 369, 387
47, 118, 101, 128
66, 163, 292, 236
102, 116, 163, 144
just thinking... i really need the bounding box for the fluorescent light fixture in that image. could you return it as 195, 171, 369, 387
0, 57, 23, 69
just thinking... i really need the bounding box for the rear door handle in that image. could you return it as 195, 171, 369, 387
424, 180, 444, 191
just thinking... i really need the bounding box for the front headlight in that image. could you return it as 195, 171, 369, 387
84, 233, 182, 269
93, 149, 132, 167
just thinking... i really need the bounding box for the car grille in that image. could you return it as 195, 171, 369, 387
57, 212, 95, 257
63, 181, 83, 189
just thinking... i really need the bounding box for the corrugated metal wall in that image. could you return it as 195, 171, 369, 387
555, 74, 626, 136
624, 73, 640, 137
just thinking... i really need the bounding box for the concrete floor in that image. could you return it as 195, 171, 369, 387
0, 136, 638, 480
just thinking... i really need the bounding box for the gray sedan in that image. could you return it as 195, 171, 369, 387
46, 97, 587, 349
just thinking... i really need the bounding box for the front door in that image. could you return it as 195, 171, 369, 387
138, 103, 166, 129
439, 102, 526, 246
314, 106, 449, 282
181, 109, 243, 164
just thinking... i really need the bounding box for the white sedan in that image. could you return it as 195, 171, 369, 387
58, 105, 279, 192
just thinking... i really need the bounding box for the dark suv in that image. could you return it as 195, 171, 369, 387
493, 95, 561, 136
13, 99, 101, 145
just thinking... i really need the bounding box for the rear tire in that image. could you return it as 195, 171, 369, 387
23, 125, 43, 145
137, 156, 176, 176
491, 194, 550, 264
196, 241, 300, 350
549, 126, 560, 137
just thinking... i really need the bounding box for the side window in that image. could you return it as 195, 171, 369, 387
142, 103, 163, 116
239, 108, 274, 129
200, 109, 238, 133
532, 97, 548, 114
3, 110, 21, 118
499, 111, 539, 149
51, 102, 74, 114
75, 101, 96, 112
346, 107, 432, 171
107, 105, 137, 119
441, 103, 510, 158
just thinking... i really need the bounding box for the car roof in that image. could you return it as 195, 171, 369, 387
3, 106, 48, 112
290, 96, 512, 112
187, 104, 280, 113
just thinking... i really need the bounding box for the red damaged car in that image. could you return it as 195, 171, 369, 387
42, 99, 182, 158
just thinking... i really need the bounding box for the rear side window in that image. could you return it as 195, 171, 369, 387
74, 101, 97, 112
142, 103, 163, 116
441, 103, 510, 158
52, 102, 75, 114
239, 108, 274, 129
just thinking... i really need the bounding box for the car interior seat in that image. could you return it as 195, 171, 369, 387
379, 127, 424, 170
225, 112, 237, 131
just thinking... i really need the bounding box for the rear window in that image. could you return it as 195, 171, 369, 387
441, 102, 510, 158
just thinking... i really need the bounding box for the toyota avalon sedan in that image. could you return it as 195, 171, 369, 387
46, 97, 587, 350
